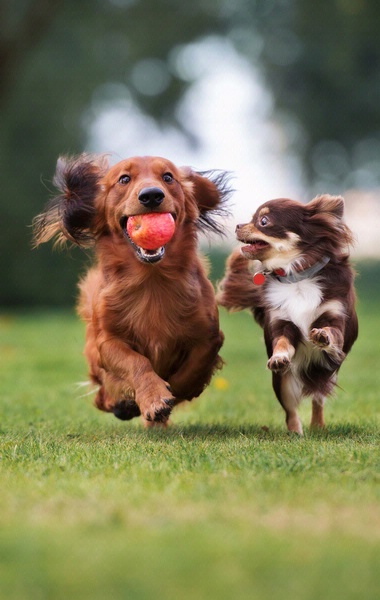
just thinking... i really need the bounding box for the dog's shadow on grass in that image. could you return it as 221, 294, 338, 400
67, 419, 378, 444
149, 421, 378, 442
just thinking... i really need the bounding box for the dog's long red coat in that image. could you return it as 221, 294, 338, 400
34, 155, 230, 425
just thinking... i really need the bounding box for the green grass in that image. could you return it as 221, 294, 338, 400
1, 290, 380, 599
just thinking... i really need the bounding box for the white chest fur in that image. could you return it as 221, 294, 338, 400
265, 277, 323, 338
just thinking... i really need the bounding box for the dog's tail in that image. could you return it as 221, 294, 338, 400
217, 249, 262, 313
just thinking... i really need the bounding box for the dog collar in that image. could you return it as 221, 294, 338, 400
253, 256, 330, 286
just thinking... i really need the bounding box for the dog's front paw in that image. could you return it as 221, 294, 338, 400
112, 399, 141, 421
310, 328, 330, 348
145, 397, 175, 424
309, 327, 345, 363
267, 354, 291, 374
137, 379, 175, 424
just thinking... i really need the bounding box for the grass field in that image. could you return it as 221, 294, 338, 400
1, 264, 379, 599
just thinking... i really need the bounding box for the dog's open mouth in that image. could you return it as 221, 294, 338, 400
241, 239, 270, 256
121, 217, 168, 264
132, 242, 166, 263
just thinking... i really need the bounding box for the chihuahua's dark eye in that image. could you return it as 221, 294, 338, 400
118, 174, 131, 185
260, 215, 269, 226
163, 172, 173, 183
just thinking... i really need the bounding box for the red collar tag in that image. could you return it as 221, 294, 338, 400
253, 268, 286, 285
253, 272, 266, 286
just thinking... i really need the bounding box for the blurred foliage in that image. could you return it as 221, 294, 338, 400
252, 0, 380, 191
354, 260, 380, 308
1, 0, 380, 305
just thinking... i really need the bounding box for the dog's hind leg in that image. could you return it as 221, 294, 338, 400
272, 372, 304, 435
310, 373, 336, 429
311, 394, 325, 428
169, 327, 224, 401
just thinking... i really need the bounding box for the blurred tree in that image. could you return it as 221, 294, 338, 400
248, 0, 380, 191
1, 0, 379, 305
0, 0, 222, 306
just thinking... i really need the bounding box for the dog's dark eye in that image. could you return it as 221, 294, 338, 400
118, 174, 131, 185
163, 172, 173, 183
260, 216, 269, 226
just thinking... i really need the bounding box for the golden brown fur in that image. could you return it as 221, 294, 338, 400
34, 154, 231, 425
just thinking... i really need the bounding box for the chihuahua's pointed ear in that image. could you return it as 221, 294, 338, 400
181, 168, 233, 235
307, 194, 345, 219
33, 153, 109, 248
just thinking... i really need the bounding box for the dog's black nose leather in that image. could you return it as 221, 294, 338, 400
138, 187, 165, 208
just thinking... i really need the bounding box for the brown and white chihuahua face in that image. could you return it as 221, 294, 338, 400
236, 195, 353, 271
236, 199, 303, 270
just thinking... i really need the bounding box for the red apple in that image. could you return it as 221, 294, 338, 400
126, 213, 175, 249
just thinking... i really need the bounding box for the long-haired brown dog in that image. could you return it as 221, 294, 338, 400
34, 154, 230, 426
218, 195, 358, 434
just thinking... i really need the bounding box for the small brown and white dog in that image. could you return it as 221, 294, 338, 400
218, 195, 358, 434
34, 154, 231, 426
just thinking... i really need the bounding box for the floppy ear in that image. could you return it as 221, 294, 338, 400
307, 194, 345, 219
33, 153, 109, 248
182, 169, 232, 235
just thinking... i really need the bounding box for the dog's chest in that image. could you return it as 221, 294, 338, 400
265, 277, 323, 336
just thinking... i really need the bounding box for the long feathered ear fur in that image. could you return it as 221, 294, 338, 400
305, 194, 355, 253
183, 169, 233, 236
33, 153, 109, 248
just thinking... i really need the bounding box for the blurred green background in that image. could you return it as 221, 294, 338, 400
1, 0, 380, 307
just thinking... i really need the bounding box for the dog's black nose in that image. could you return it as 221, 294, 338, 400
138, 187, 165, 208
